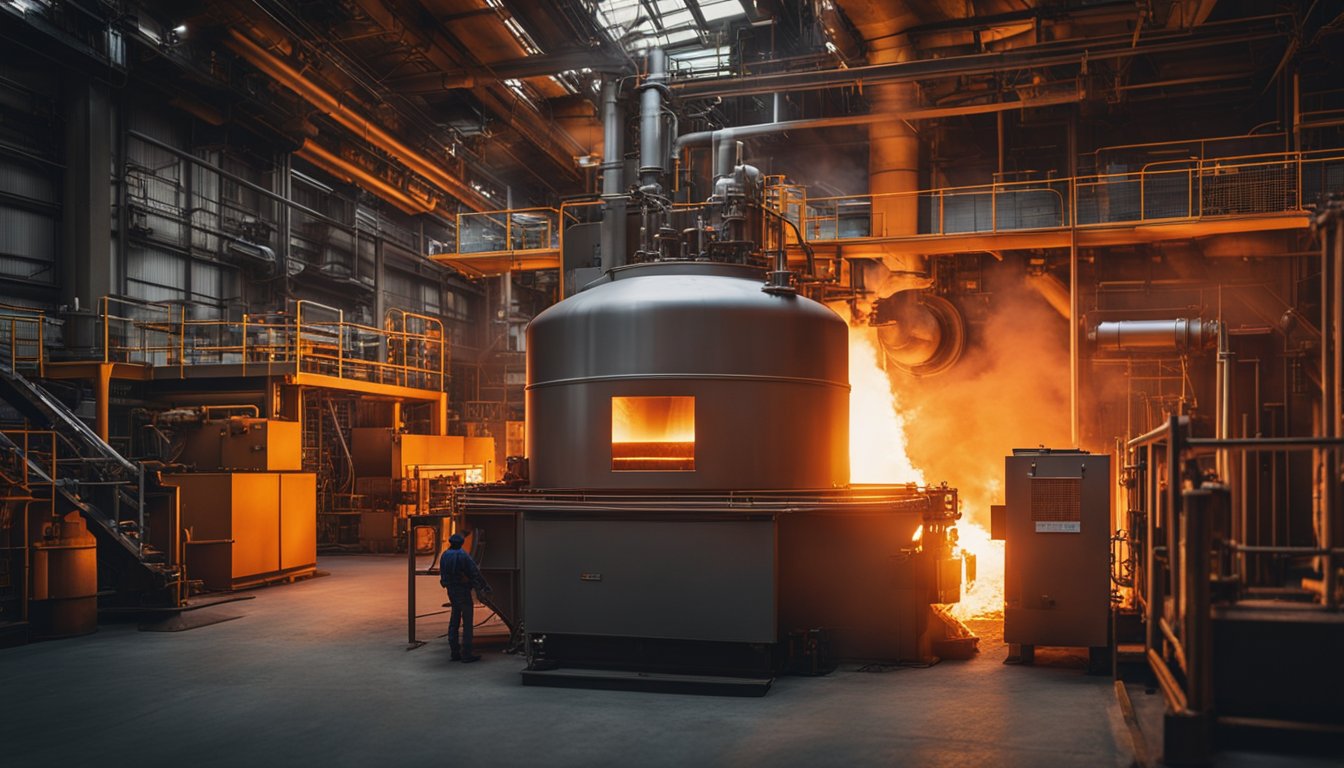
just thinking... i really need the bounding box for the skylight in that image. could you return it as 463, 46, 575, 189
486, 0, 544, 56
589, 0, 745, 52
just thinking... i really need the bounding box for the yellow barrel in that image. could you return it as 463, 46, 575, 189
31, 511, 98, 637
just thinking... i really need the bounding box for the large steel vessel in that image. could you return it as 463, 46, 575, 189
526, 261, 849, 490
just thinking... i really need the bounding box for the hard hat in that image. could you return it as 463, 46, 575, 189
449, 533, 465, 545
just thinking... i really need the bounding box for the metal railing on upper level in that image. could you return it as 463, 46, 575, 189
430, 147, 1344, 261
804, 149, 1343, 241
454, 207, 561, 254
0, 304, 47, 377
100, 296, 448, 391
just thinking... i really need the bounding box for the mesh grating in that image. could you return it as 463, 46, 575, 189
1031, 478, 1081, 522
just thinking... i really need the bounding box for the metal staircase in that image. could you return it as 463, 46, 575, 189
0, 363, 176, 591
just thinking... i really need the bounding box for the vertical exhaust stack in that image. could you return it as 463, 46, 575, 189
867, 35, 921, 243
638, 48, 667, 194
599, 79, 627, 270
634, 48, 669, 259
849, 34, 960, 375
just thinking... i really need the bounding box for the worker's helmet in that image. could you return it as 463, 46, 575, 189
448, 533, 465, 546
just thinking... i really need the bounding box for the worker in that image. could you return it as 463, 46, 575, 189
439, 532, 490, 663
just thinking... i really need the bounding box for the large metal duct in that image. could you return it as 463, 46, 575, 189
848, 33, 954, 373
868, 33, 920, 242
1089, 319, 1220, 352
871, 290, 965, 377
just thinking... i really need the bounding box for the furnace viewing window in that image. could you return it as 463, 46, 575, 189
611, 396, 694, 471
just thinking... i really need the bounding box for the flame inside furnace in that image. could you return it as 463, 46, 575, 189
848, 325, 1004, 619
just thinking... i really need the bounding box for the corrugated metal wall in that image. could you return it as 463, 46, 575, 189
0, 66, 486, 363
0, 61, 61, 301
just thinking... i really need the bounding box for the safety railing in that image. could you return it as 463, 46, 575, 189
802, 149, 1341, 241
0, 429, 58, 514
0, 304, 47, 376
427, 149, 1344, 265
99, 296, 448, 391
453, 207, 560, 255
1122, 416, 1344, 761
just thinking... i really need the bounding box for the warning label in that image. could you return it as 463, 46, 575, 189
1035, 521, 1081, 533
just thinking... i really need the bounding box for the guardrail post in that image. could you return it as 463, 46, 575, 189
1140, 170, 1146, 222
990, 183, 998, 232
1295, 153, 1302, 210
295, 302, 303, 374
1197, 159, 1204, 217
242, 313, 248, 376
179, 305, 186, 377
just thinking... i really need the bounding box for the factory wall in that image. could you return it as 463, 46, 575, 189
0, 44, 487, 357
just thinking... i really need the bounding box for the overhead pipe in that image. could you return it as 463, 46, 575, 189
599, 79, 628, 270
671, 90, 1083, 161
674, 112, 889, 157
296, 140, 436, 216
344, 0, 584, 180
376, 71, 477, 94
223, 29, 491, 212
669, 18, 1286, 99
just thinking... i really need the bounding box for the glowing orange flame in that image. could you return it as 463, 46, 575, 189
612, 396, 695, 471
848, 326, 1004, 619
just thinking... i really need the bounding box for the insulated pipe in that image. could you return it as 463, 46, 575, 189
599, 79, 627, 270
1089, 319, 1220, 352
296, 140, 436, 215
224, 29, 491, 212
669, 19, 1286, 98
673, 113, 891, 155
850, 34, 929, 335
868, 34, 919, 240
671, 93, 1083, 170
638, 48, 667, 191
1026, 273, 1072, 319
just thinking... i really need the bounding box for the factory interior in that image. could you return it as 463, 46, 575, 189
1, 0, 1342, 765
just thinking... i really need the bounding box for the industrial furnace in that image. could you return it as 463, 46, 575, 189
442, 46, 969, 692
994, 449, 1111, 665
454, 260, 966, 690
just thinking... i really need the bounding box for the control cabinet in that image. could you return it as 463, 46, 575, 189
993, 449, 1111, 663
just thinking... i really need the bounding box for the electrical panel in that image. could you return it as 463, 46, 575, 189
995, 449, 1111, 652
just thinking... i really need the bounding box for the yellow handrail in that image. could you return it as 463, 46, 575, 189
92, 296, 449, 391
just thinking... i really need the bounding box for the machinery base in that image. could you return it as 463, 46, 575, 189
521, 667, 773, 697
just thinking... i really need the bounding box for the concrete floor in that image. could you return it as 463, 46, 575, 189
1, 555, 1145, 766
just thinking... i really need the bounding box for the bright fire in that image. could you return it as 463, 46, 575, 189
848, 326, 1004, 619
612, 396, 695, 471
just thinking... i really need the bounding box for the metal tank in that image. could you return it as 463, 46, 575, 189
526, 261, 849, 490
30, 512, 98, 638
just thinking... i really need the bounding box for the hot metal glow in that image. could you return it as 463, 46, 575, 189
847, 326, 1004, 619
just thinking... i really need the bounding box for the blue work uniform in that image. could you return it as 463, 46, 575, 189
439, 546, 485, 658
